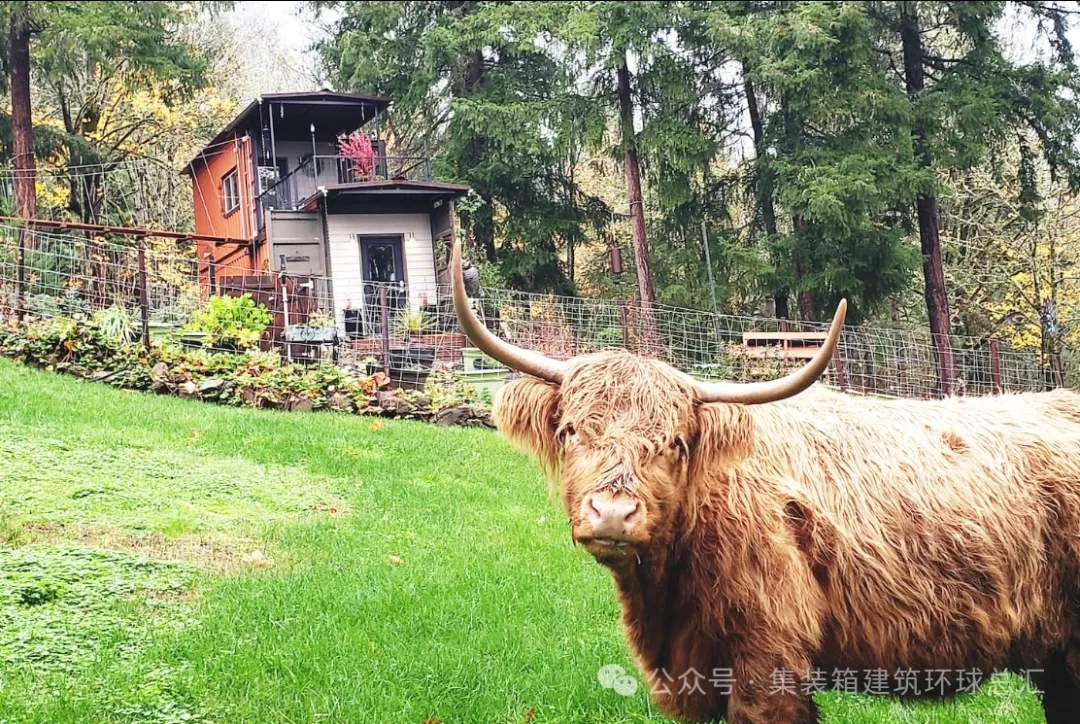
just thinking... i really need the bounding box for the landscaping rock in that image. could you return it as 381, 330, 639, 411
326, 391, 355, 412
288, 396, 314, 413
179, 381, 199, 398
198, 378, 225, 394
435, 404, 474, 427
435, 404, 496, 428
151, 362, 168, 379
375, 390, 415, 416
434, 405, 468, 427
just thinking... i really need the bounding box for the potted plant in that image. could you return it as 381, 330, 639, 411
388, 308, 437, 389
337, 130, 376, 181
396, 307, 433, 343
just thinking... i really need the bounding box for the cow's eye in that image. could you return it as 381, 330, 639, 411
671, 436, 689, 458
557, 423, 576, 445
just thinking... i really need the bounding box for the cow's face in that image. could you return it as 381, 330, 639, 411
446, 235, 844, 567
493, 352, 754, 568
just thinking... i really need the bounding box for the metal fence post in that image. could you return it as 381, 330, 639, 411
379, 285, 391, 377
831, 338, 848, 392
896, 337, 908, 398
14, 225, 25, 323
989, 338, 1003, 394
207, 253, 217, 297
137, 241, 150, 352
619, 300, 630, 350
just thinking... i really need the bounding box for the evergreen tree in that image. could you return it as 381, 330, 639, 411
313, 0, 609, 294
865, 0, 1080, 394
0, 1, 224, 221
708, 2, 924, 325
558, 1, 732, 338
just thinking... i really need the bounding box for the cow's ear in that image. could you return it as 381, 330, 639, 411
493, 376, 562, 475
692, 401, 755, 472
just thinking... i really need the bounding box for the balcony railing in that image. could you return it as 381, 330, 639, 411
256, 154, 434, 222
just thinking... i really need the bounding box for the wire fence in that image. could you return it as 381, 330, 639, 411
0, 222, 1070, 400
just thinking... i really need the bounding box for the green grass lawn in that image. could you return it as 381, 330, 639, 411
0, 358, 1047, 723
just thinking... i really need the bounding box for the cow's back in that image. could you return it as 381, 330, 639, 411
736, 387, 1080, 672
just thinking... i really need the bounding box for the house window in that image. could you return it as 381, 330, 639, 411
222, 168, 239, 215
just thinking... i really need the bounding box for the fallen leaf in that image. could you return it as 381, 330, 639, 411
422, 720, 442, 724
189, 428, 200, 440
387, 555, 403, 565
525, 708, 536, 724
369, 420, 384, 432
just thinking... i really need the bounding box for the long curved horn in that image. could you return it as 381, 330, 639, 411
693, 299, 848, 405
449, 236, 567, 384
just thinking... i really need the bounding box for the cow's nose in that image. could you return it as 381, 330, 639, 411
583, 492, 641, 541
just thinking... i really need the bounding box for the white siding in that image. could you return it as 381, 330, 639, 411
325, 213, 437, 328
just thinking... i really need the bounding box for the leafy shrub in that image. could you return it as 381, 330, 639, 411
183, 294, 273, 351
92, 305, 138, 343
150, 305, 188, 325
590, 327, 624, 349
0, 317, 139, 374
58, 288, 91, 318
420, 366, 478, 410
26, 293, 61, 319
0, 316, 493, 427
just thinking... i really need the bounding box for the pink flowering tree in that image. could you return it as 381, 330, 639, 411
337, 130, 375, 179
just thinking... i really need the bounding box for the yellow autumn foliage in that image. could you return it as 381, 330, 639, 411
945, 164, 1080, 355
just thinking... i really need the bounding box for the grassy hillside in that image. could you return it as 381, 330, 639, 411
0, 358, 1045, 723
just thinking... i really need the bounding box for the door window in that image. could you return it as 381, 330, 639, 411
367, 242, 398, 282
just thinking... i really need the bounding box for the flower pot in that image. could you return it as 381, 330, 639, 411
460, 367, 509, 400
461, 347, 505, 372
148, 321, 176, 340
179, 330, 209, 349
284, 324, 337, 344
389, 366, 431, 391
344, 309, 363, 339
390, 344, 437, 369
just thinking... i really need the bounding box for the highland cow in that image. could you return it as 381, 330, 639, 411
449, 239, 1080, 724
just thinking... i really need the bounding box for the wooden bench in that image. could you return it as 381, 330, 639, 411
711, 330, 847, 390
735, 331, 830, 359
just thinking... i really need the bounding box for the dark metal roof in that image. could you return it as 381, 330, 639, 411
182, 90, 393, 175
259, 90, 391, 104
301, 180, 473, 208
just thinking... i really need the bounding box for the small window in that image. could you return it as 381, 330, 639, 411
222, 168, 239, 215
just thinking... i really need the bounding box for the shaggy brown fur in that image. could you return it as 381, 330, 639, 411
493, 349, 1080, 723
